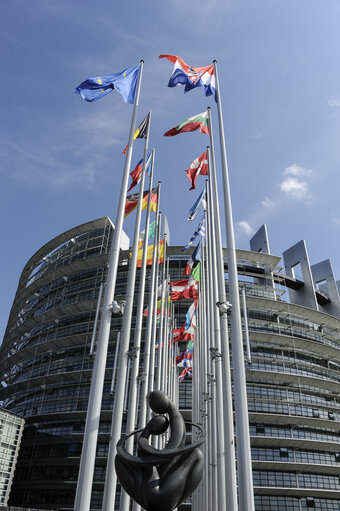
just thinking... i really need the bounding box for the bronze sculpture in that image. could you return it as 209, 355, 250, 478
115, 390, 204, 511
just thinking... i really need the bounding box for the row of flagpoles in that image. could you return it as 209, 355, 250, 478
73, 55, 255, 511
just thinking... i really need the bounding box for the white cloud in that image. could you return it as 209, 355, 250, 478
261, 196, 275, 208
328, 98, 340, 108
279, 176, 309, 200
237, 221, 255, 236
332, 217, 340, 226
282, 163, 312, 177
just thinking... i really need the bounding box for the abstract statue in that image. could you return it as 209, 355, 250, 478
115, 390, 204, 511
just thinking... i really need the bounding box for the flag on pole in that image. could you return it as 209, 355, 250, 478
136, 240, 164, 267
182, 216, 205, 250
138, 219, 156, 250
159, 54, 216, 100
164, 111, 210, 137
183, 240, 202, 276
162, 214, 171, 245
75, 64, 140, 104
143, 295, 171, 317
127, 153, 151, 192
124, 187, 158, 217
185, 299, 198, 330
191, 261, 201, 283
170, 278, 198, 301
188, 188, 206, 221
177, 340, 194, 365
186, 150, 208, 190
178, 367, 192, 383
122, 112, 150, 154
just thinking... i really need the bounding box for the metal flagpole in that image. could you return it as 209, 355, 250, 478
147, 212, 162, 414
161, 260, 170, 393
123, 148, 155, 454
89, 282, 104, 356
207, 105, 238, 511
155, 237, 167, 391
74, 60, 144, 511
113, 116, 153, 511
199, 234, 209, 511
241, 288, 252, 365
102, 109, 151, 511
138, 184, 161, 429
206, 153, 228, 509
206, 183, 218, 510
213, 60, 255, 511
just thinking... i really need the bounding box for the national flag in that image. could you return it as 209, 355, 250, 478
124, 187, 158, 218
122, 112, 150, 155
159, 54, 216, 100
136, 240, 164, 267
177, 340, 194, 366
178, 367, 193, 383
162, 214, 171, 245
75, 64, 140, 104
138, 219, 156, 251
127, 153, 151, 192
183, 240, 202, 276
184, 300, 198, 330
148, 220, 156, 240
182, 216, 205, 251
164, 111, 209, 137
143, 295, 171, 318
191, 261, 201, 283
186, 150, 208, 190
188, 188, 207, 221
170, 278, 198, 301
174, 301, 198, 343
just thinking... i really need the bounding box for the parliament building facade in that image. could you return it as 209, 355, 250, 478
1, 218, 340, 510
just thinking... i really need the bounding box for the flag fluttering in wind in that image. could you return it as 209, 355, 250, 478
183, 240, 202, 276
183, 216, 205, 250
170, 278, 198, 301
136, 240, 164, 267
178, 367, 192, 383
191, 262, 201, 283
124, 187, 158, 218
186, 150, 208, 190
159, 54, 216, 100
75, 64, 140, 104
164, 111, 209, 137
177, 340, 194, 365
127, 153, 151, 192
188, 188, 206, 221
122, 112, 150, 154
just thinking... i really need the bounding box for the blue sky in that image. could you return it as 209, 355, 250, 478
1, 0, 340, 340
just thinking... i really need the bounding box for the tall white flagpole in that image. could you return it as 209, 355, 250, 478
103, 113, 152, 511
138, 185, 161, 429
213, 60, 255, 511
207, 106, 238, 511
74, 60, 144, 511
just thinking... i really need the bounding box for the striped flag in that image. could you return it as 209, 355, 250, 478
124, 187, 158, 218
170, 278, 198, 301
183, 240, 201, 276
122, 112, 150, 154
182, 216, 205, 251
164, 111, 209, 137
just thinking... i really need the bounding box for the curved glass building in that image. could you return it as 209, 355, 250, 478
1, 218, 340, 510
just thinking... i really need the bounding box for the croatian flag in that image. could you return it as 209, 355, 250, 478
159, 54, 216, 101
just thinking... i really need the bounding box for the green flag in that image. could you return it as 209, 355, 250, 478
191, 262, 201, 283
148, 220, 156, 240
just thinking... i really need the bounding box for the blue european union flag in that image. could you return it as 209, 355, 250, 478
75, 64, 140, 104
